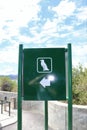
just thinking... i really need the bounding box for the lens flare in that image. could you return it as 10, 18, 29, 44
48, 75, 55, 81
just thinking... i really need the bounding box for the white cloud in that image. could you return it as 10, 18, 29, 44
0, 0, 41, 42
76, 7, 87, 21
0, 65, 17, 75
42, 19, 57, 31
0, 0, 41, 21
18, 18, 59, 44
0, 43, 19, 64
18, 35, 32, 44
52, 0, 76, 21
72, 44, 87, 67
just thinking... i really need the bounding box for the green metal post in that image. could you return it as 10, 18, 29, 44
18, 44, 23, 130
45, 101, 48, 130
68, 44, 72, 130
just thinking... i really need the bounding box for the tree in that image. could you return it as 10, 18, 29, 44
0, 76, 17, 92
72, 64, 87, 105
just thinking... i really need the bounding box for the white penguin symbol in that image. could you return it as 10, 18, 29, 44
40, 59, 49, 71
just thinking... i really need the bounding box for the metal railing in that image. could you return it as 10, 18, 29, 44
0, 91, 17, 116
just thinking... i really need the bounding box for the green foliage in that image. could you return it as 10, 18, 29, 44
72, 64, 87, 105
0, 76, 17, 92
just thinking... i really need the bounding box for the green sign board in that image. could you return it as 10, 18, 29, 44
18, 44, 72, 130
23, 48, 66, 100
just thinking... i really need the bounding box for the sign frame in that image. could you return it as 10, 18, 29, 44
18, 44, 72, 130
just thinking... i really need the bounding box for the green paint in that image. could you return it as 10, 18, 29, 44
18, 44, 23, 130
68, 44, 72, 130
23, 48, 66, 100
45, 101, 48, 130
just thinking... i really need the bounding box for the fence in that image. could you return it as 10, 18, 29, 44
0, 91, 17, 109
0, 91, 87, 130
22, 101, 87, 130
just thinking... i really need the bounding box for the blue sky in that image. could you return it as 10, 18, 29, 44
0, 0, 87, 75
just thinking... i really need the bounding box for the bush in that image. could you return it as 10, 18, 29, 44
72, 64, 87, 105
0, 76, 17, 92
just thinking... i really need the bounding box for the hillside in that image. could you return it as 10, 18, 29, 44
0, 75, 18, 80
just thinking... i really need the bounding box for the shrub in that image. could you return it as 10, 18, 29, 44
0, 76, 17, 92
72, 64, 87, 105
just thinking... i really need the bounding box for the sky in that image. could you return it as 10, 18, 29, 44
0, 0, 87, 75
